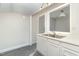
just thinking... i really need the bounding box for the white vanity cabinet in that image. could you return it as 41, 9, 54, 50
37, 35, 79, 56
37, 35, 48, 55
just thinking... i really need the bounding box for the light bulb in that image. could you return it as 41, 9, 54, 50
59, 10, 66, 17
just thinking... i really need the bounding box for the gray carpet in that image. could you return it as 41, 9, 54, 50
0, 44, 38, 56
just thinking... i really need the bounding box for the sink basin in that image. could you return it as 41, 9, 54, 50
43, 34, 65, 39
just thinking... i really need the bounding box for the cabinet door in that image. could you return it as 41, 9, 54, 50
37, 36, 48, 55
62, 48, 79, 56
48, 42, 60, 56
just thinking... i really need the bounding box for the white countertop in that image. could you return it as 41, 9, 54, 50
58, 34, 79, 46
37, 32, 79, 46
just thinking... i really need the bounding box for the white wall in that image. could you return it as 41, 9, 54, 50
0, 13, 30, 52
70, 4, 79, 35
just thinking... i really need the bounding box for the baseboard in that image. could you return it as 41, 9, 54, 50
0, 44, 29, 54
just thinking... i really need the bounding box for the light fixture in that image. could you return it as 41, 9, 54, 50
41, 3, 48, 9
59, 10, 66, 17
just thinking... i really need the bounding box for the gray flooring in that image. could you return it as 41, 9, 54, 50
33, 51, 43, 56
0, 44, 42, 56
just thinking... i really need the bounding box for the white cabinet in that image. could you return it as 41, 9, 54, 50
37, 35, 79, 56
37, 35, 60, 56
37, 36, 48, 55
47, 42, 60, 56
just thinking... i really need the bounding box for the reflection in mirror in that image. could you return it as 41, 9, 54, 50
39, 15, 45, 33
50, 5, 70, 32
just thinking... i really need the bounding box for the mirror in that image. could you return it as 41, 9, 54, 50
39, 15, 45, 33
50, 5, 70, 32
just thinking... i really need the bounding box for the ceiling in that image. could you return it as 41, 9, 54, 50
0, 3, 42, 15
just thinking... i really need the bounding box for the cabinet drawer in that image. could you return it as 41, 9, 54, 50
61, 42, 79, 53
48, 39, 60, 45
